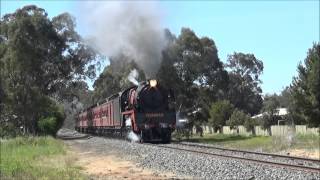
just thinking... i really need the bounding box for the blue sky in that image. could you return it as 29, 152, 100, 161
1, 1, 319, 94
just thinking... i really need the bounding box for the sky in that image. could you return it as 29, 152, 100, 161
1, 0, 319, 94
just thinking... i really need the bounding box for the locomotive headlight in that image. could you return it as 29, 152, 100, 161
150, 79, 157, 87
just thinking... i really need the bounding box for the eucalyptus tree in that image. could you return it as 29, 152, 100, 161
158, 28, 228, 124
0, 5, 99, 134
92, 54, 146, 103
226, 52, 264, 115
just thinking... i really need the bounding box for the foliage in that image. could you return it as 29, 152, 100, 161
244, 117, 258, 135
0, 5, 98, 134
277, 87, 291, 108
226, 52, 264, 115
92, 54, 146, 103
290, 43, 320, 127
0, 122, 21, 138
226, 109, 251, 130
208, 100, 234, 131
38, 117, 57, 136
260, 94, 280, 135
0, 136, 84, 179
37, 97, 64, 136
58, 81, 93, 128
158, 28, 228, 124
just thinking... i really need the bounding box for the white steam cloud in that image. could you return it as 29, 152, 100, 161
125, 117, 132, 127
80, 1, 166, 78
125, 117, 140, 142
127, 131, 141, 142
128, 69, 139, 85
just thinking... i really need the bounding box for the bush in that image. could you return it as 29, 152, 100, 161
38, 117, 57, 136
244, 117, 258, 135
226, 109, 250, 130
208, 100, 235, 132
0, 122, 21, 138
37, 100, 65, 136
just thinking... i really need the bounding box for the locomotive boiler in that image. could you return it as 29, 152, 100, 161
76, 79, 176, 143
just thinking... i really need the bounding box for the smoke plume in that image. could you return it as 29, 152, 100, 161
80, 1, 166, 78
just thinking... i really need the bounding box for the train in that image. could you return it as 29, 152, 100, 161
75, 79, 176, 143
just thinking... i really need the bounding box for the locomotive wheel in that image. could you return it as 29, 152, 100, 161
162, 131, 171, 144
140, 131, 144, 143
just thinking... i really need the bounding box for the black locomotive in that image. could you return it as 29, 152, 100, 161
76, 79, 176, 143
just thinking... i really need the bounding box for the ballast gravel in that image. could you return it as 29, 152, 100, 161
65, 136, 320, 180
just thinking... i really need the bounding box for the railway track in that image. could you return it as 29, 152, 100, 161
150, 142, 320, 173
58, 130, 319, 173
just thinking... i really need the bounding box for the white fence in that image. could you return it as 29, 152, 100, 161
194, 125, 319, 136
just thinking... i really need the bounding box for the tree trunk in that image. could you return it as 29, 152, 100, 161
252, 127, 256, 136
267, 127, 272, 136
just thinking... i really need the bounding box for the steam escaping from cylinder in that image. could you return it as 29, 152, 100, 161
125, 117, 132, 127
127, 131, 140, 142
79, 1, 166, 78
128, 69, 139, 85
125, 117, 140, 142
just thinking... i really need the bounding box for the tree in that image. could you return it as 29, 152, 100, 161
244, 117, 258, 135
0, 6, 99, 134
260, 94, 280, 135
36, 97, 65, 136
208, 100, 234, 133
92, 54, 146, 103
290, 43, 320, 127
226, 52, 264, 115
278, 87, 291, 108
0, 77, 4, 116
158, 28, 228, 125
58, 81, 93, 128
226, 109, 251, 134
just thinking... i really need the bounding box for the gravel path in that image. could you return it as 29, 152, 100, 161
63, 134, 320, 180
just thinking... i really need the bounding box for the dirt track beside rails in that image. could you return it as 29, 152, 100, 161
65, 139, 180, 180
61, 130, 319, 180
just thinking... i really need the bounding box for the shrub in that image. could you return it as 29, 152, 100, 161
0, 122, 21, 138
208, 100, 235, 132
38, 117, 57, 136
226, 109, 249, 129
244, 117, 258, 135
37, 100, 65, 136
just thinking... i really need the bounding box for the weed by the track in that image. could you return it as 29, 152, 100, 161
0, 136, 85, 180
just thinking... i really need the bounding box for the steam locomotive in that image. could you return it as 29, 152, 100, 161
75, 80, 176, 143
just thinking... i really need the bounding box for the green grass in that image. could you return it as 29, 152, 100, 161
0, 136, 85, 180
180, 133, 319, 153
291, 134, 320, 150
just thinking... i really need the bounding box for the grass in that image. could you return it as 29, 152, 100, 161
179, 133, 320, 153
0, 136, 85, 180
291, 133, 320, 150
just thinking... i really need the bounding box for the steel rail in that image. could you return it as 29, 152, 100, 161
57, 134, 91, 140
175, 142, 320, 163
152, 144, 320, 173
